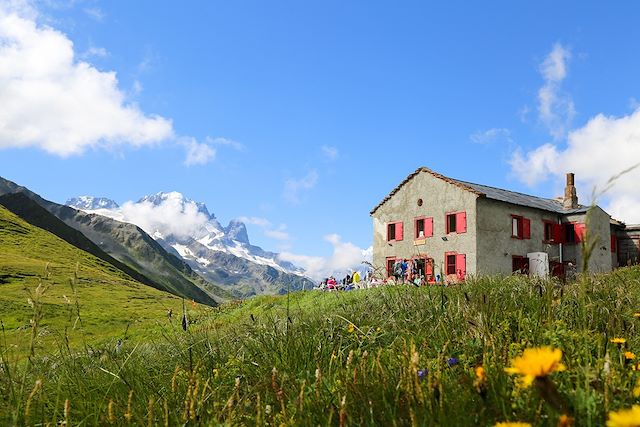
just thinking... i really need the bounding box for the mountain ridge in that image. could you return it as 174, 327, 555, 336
66, 192, 314, 297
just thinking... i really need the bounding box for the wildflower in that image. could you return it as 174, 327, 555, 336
626, 352, 636, 361
265, 404, 272, 415
606, 405, 640, 427
446, 357, 459, 367
494, 422, 532, 427
505, 346, 566, 388
558, 414, 574, 426
347, 324, 355, 333
611, 338, 627, 345
633, 379, 640, 398
474, 366, 487, 396
417, 369, 428, 380
634, 312, 640, 318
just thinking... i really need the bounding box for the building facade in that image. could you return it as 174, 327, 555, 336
370, 167, 614, 281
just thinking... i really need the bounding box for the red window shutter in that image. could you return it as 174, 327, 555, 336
523, 218, 531, 239
552, 223, 563, 243
396, 222, 404, 241
425, 217, 433, 237
445, 214, 450, 234
426, 260, 433, 276
456, 253, 466, 280
574, 223, 586, 243
457, 211, 467, 233
611, 235, 617, 252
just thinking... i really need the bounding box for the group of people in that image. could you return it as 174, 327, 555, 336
318, 270, 363, 291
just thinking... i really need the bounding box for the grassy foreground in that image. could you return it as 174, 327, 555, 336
2, 267, 640, 426
0, 205, 199, 357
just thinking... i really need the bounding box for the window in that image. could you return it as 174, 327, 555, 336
416, 218, 425, 238
611, 235, 617, 252
444, 252, 466, 280
512, 216, 521, 238
386, 257, 396, 278
511, 215, 531, 239
446, 254, 457, 275
387, 222, 403, 242
512, 256, 529, 273
414, 216, 433, 239
446, 211, 467, 234
543, 221, 553, 242
564, 223, 576, 243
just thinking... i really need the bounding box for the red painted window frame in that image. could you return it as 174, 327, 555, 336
512, 255, 529, 273
445, 211, 467, 234
385, 256, 396, 278
511, 215, 523, 239
542, 220, 555, 243
445, 251, 457, 275
386, 221, 404, 242
414, 216, 433, 239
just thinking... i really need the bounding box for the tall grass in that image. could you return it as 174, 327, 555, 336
2, 266, 640, 425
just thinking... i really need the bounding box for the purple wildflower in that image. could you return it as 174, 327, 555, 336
417, 369, 428, 379
446, 357, 458, 367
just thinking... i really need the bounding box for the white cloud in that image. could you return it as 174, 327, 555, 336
470, 128, 512, 145
238, 216, 291, 242
238, 216, 271, 228
182, 137, 216, 166
206, 136, 244, 151
283, 170, 318, 204
278, 234, 372, 280
91, 193, 210, 239
537, 43, 575, 140
84, 7, 105, 22
321, 145, 339, 160
264, 227, 290, 241
510, 108, 640, 222
0, 5, 174, 157
81, 46, 108, 59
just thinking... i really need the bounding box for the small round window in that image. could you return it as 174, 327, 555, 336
417, 198, 423, 207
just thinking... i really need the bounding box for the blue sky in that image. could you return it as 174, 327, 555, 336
2, 1, 640, 274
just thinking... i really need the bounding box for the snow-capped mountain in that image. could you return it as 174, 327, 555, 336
66, 193, 312, 297
66, 196, 119, 210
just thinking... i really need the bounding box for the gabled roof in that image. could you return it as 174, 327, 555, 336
370, 167, 590, 216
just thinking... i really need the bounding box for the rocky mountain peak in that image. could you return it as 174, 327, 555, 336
225, 219, 250, 244
66, 196, 119, 210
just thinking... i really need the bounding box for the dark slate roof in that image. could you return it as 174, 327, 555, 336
370, 167, 591, 215
453, 180, 590, 214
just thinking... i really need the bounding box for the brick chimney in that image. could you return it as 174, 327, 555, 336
563, 172, 578, 209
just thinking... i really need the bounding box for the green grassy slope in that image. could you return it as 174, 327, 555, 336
0, 205, 210, 355
0, 176, 230, 305
2, 265, 640, 425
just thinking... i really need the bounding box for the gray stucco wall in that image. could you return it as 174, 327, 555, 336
476, 198, 562, 275
371, 171, 478, 278
563, 207, 612, 273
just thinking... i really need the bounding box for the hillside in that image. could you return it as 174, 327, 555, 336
0, 205, 208, 355
0, 176, 230, 305
2, 266, 640, 425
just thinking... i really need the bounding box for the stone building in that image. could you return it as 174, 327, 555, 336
612, 222, 640, 267
370, 167, 614, 282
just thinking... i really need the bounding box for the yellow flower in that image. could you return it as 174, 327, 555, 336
606, 405, 640, 427
626, 352, 636, 360
475, 366, 487, 381
611, 338, 627, 345
634, 379, 640, 398
558, 414, 574, 426
504, 346, 566, 388
494, 423, 532, 427
347, 324, 355, 333
634, 313, 640, 318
